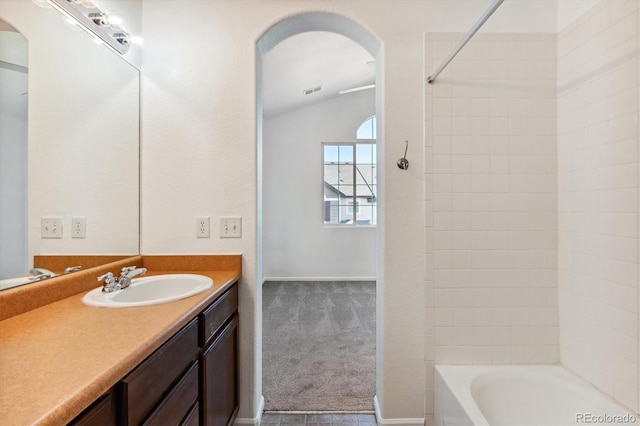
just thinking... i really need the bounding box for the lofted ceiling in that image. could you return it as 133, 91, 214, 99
262, 31, 375, 118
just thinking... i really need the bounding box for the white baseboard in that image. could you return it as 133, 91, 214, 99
374, 396, 425, 426
234, 395, 265, 425
262, 277, 376, 283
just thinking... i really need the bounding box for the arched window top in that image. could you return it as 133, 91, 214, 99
357, 116, 376, 140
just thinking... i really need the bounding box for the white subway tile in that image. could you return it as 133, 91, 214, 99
432, 98, 452, 117
491, 346, 512, 364
435, 308, 453, 327
470, 117, 491, 135
452, 98, 470, 117
471, 61, 491, 80
490, 135, 509, 155
452, 193, 472, 212
451, 231, 472, 250
469, 98, 490, 117
451, 155, 471, 174
472, 346, 492, 364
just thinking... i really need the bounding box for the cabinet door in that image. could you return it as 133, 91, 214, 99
201, 314, 238, 426
68, 390, 116, 426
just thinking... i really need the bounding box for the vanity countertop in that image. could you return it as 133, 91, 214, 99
0, 256, 241, 425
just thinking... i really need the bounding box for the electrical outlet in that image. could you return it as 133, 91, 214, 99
72, 217, 86, 238
197, 216, 210, 238
220, 216, 241, 238
41, 217, 63, 239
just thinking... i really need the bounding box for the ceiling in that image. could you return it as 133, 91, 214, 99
262, 31, 375, 118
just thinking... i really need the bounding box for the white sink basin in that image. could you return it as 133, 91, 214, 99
82, 274, 213, 307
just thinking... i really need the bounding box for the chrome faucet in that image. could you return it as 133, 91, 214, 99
29, 268, 55, 281
117, 266, 147, 290
98, 266, 147, 293
63, 266, 82, 274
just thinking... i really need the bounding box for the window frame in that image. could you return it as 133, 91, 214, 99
322, 139, 376, 227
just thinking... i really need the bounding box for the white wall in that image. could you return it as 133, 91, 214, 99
1, 1, 139, 262
140, 0, 563, 423
558, 0, 640, 413
263, 90, 376, 280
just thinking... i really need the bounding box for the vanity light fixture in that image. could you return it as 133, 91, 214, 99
47, 0, 131, 55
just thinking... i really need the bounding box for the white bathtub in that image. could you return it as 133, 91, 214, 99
435, 365, 638, 426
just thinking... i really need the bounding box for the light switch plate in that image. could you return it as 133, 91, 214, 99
41, 217, 63, 239
220, 216, 241, 238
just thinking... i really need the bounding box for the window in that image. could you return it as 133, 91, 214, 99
323, 117, 377, 226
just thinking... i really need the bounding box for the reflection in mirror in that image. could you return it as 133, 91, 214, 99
0, 1, 140, 289
0, 20, 28, 279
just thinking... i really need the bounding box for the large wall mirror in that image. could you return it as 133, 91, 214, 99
0, 1, 140, 286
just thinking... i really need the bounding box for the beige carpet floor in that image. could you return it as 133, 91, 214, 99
262, 281, 376, 411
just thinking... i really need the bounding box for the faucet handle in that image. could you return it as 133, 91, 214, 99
120, 266, 136, 276
64, 266, 82, 274
97, 272, 115, 284
98, 272, 120, 293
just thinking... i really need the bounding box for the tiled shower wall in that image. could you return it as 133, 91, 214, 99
424, 33, 558, 422
557, 0, 640, 413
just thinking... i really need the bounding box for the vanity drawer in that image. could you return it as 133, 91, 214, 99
119, 317, 199, 425
182, 402, 199, 426
142, 361, 199, 426
200, 284, 237, 346
69, 389, 116, 425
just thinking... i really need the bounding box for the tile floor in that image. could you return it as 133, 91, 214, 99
261, 412, 377, 426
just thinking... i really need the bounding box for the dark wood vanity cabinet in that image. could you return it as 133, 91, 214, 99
68, 282, 239, 426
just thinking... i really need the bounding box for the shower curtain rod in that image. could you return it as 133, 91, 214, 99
427, 0, 505, 84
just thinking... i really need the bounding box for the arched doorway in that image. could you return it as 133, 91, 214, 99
256, 12, 382, 418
